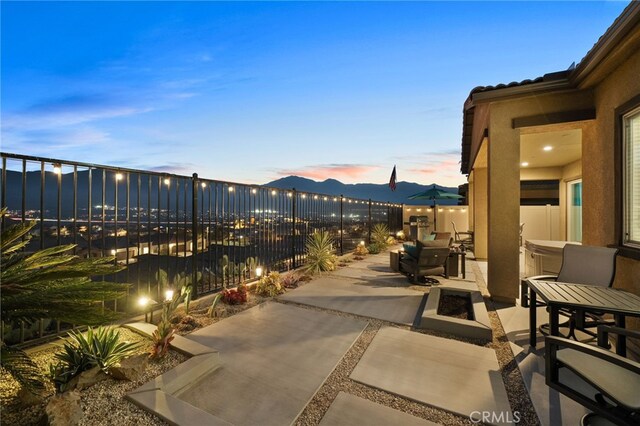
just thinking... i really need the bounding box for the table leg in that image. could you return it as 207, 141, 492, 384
530, 290, 537, 348
461, 254, 466, 279
520, 279, 530, 308
549, 305, 559, 336
615, 315, 626, 357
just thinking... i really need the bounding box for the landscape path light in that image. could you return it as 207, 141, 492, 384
256, 266, 263, 278
138, 296, 157, 323
52, 163, 62, 175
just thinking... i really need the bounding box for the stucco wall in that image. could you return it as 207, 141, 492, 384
590, 46, 640, 302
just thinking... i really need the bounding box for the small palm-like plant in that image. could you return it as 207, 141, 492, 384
150, 317, 175, 360
371, 223, 390, 249
0, 208, 129, 395
49, 326, 139, 392
304, 230, 337, 275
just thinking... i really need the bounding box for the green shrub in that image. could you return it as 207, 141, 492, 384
50, 327, 140, 392
371, 223, 390, 248
304, 230, 337, 274
367, 243, 382, 254
255, 272, 284, 297
353, 244, 369, 256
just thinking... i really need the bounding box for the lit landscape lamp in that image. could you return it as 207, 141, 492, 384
138, 296, 157, 323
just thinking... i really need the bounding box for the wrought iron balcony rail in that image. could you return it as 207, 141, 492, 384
0, 152, 403, 345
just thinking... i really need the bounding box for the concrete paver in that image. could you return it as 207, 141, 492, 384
146, 302, 368, 426
350, 327, 512, 425
319, 392, 440, 426
494, 303, 590, 425
279, 276, 424, 325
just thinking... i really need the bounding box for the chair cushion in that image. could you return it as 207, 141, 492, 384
420, 233, 436, 242
418, 239, 449, 248
403, 243, 418, 258
557, 348, 640, 410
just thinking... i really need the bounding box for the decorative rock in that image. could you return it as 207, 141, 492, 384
76, 366, 108, 390
109, 354, 149, 381
45, 390, 83, 426
213, 306, 227, 318
17, 387, 45, 406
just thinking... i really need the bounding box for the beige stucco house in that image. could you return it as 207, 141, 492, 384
460, 2, 640, 305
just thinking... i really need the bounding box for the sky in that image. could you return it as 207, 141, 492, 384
1, 1, 631, 187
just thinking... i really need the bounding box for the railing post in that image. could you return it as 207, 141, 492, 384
368, 199, 372, 244
339, 195, 344, 255
191, 173, 199, 300
291, 188, 297, 269
387, 203, 391, 231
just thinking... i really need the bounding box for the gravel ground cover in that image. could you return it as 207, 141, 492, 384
1, 254, 539, 426
0, 290, 271, 426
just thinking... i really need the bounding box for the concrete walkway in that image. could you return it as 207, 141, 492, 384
129, 251, 518, 425
479, 258, 594, 426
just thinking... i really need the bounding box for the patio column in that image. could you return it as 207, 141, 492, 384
487, 117, 520, 304
467, 170, 475, 233
472, 168, 488, 260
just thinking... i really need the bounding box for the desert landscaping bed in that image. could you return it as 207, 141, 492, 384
1, 250, 538, 426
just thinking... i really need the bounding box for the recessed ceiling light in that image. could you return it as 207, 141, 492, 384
521, 162, 529, 167
543, 146, 553, 151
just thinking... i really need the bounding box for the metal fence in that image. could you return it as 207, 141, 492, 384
0, 152, 403, 344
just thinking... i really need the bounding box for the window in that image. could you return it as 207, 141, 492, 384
622, 105, 640, 249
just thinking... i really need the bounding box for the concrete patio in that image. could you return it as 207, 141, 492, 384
126, 249, 589, 425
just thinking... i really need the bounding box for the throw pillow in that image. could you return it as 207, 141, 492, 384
403, 243, 418, 258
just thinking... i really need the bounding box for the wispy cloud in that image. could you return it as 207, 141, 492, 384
274, 163, 380, 181
401, 150, 463, 184
3, 93, 153, 131
1, 126, 111, 153
146, 162, 199, 175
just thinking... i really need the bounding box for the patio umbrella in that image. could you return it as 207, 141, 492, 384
408, 185, 463, 231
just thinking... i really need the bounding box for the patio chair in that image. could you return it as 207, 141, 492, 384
400, 240, 450, 285
545, 327, 640, 426
521, 244, 618, 340
451, 221, 473, 249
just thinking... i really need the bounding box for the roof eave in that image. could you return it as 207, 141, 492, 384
570, 1, 640, 86
469, 78, 572, 104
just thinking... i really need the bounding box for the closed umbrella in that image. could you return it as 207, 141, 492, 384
408, 185, 463, 232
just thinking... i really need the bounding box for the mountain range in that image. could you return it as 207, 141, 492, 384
266, 176, 461, 204
1, 170, 461, 216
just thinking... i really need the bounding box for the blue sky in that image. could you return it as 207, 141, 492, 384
1, 1, 630, 186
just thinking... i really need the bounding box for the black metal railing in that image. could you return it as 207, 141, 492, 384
0, 152, 403, 344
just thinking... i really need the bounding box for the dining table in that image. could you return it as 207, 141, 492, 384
527, 279, 640, 356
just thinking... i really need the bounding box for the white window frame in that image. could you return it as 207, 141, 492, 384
622, 105, 640, 249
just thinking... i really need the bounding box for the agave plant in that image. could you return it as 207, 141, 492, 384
49, 327, 140, 392
371, 223, 390, 248
0, 208, 129, 395
304, 230, 337, 275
